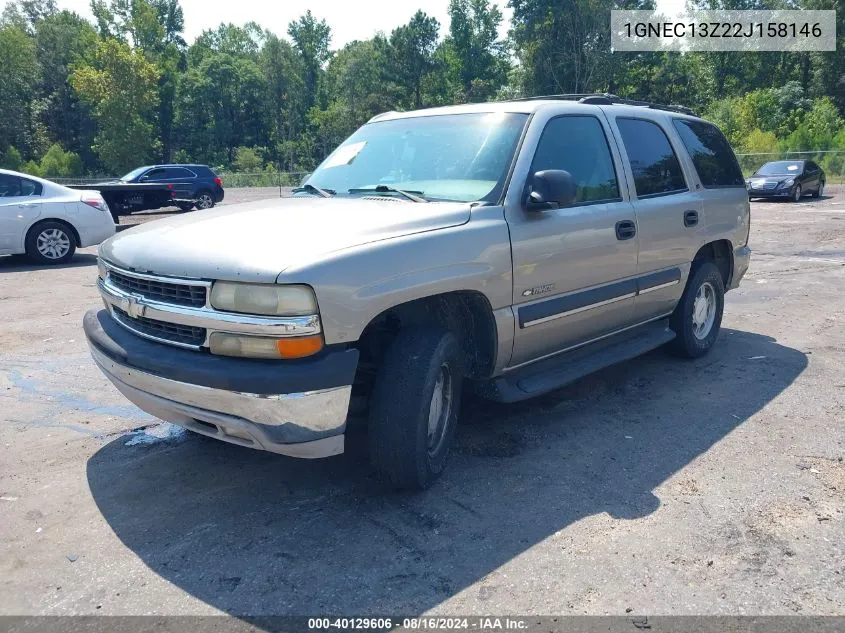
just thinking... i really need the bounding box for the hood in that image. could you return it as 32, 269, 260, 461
99, 196, 472, 282
747, 175, 795, 185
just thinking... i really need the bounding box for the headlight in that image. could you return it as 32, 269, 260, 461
780, 178, 794, 187
209, 332, 324, 359
97, 259, 107, 280
210, 282, 318, 316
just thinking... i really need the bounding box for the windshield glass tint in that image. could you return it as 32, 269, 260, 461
756, 161, 803, 176
121, 167, 148, 181
306, 112, 529, 202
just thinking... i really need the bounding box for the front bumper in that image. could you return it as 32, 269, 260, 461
747, 187, 792, 198
84, 309, 358, 458
730, 245, 751, 290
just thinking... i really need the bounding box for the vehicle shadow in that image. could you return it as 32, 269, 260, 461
86, 328, 806, 615
0, 252, 97, 271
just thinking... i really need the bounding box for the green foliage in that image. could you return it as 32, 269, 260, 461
38, 142, 83, 177
21, 160, 42, 177
2, 0, 844, 178
70, 38, 161, 173
232, 147, 265, 172
1, 146, 24, 171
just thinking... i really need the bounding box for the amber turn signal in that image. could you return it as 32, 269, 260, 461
275, 334, 324, 359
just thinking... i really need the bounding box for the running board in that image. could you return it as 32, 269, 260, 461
479, 320, 676, 403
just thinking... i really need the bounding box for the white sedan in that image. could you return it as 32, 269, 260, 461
0, 169, 115, 265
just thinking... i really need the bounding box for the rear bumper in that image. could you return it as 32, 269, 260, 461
730, 245, 751, 290
84, 309, 357, 458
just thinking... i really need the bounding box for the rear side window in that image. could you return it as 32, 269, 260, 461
530, 115, 621, 204
673, 119, 744, 188
164, 167, 196, 179
0, 175, 42, 197
616, 118, 687, 198
20, 178, 42, 195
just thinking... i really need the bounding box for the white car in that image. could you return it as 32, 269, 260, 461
0, 169, 115, 265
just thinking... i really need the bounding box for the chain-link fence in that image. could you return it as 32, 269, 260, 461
735, 150, 845, 183
42, 151, 845, 188
51, 172, 310, 188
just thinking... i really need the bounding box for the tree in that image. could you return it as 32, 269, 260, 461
71, 38, 161, 173
288, 11, 331, 111
38, 142, 83, 177
381, 10, 441, 108
0, 23, 40, 158
445, 0, 509, 102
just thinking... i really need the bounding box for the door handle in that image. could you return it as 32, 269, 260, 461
684, 210, 699, 227
615, 220, 636, 241
18, 203, 37, 208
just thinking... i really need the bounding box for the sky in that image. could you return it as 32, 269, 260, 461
1, 0, 687, 48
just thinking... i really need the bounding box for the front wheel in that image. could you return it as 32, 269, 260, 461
791, 184, 802, 202
669, 262, 725, 358
176, 202, 195, 212
368, 328, 463, 490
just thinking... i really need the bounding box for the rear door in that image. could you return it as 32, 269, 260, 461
605, 114, 701, 323
162, 166, 197, 199
0, 174, 43, 254
505, 107, 640, 367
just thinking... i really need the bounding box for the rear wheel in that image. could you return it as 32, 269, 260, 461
669, 261, 724, 358
25, 221, 76, 265
791, 184, 802, 202
813, 181, 825, 198
368, 328, 463, 490
195, 191, 215, 210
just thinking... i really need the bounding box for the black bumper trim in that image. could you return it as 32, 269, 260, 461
84, 309, 358, 396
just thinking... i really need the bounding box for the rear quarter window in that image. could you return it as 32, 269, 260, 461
672, 119, 745, 188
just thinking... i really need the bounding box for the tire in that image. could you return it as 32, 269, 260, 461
813, 181, 824, 198
195, 191, 215, 210
177, 202, 195, 212
368, 328, 463, 490
25, 220, 77, 265
791, 184, 802, 202
669, 261, 725, 359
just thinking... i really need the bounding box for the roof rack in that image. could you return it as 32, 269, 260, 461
510, 93, 696, 117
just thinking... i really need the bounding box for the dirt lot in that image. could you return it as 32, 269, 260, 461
1, 187, 844, 616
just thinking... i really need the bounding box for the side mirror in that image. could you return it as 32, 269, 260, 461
525, 169, 577, 211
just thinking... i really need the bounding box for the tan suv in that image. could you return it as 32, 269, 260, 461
83, 94, 751, 489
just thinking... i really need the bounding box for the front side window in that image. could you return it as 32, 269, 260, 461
0, 174, 23, 197
142, 168, 167, 181
616, 118, 687, 198
306, 112, 529, 203
529, 115, 621, 204
672, 119, 744, 188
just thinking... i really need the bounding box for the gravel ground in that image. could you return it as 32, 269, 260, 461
1, 187, 844, 616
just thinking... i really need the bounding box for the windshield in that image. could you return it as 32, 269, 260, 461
305, 112, 529, 203
120, 166, 149, 182
755, 161, 803, 176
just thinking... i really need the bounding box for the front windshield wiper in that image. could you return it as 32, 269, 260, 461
292, 183, 335, 198
348, 185, 427, 203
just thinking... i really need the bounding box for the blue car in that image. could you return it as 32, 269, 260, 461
120, 164, 225, 211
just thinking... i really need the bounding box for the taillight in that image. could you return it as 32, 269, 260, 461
214, 176, 223, 187
82, 196, 107, 212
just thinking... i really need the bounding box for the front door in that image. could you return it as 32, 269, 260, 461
505, 111, 640, 367
0, 174, 42, 254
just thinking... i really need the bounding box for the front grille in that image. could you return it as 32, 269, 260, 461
762, 182, 778, 190
108, 269, 207, 307
113, 307, 206, 347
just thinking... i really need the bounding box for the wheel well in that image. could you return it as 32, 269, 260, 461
27, 219, 80, 247
692, 239, 732, 287
354, 291, 498, 381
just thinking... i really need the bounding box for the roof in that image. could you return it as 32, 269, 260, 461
369, 94, 702, 124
